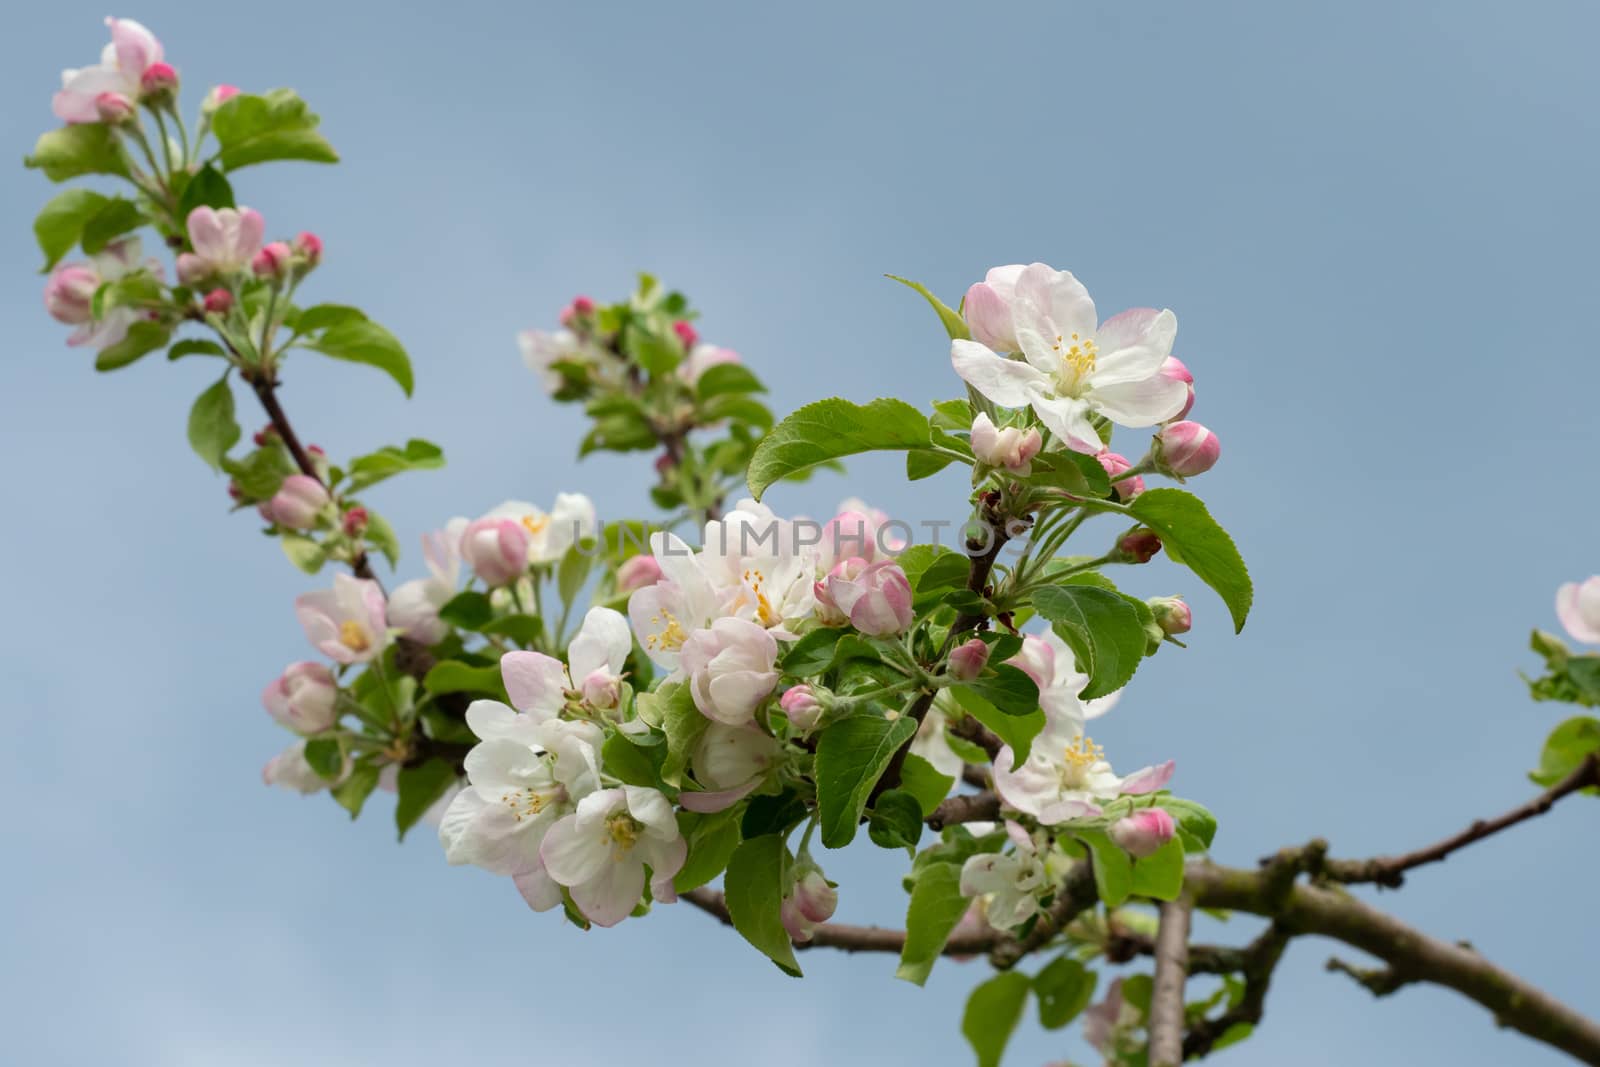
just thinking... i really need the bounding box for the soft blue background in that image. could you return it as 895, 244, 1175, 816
4, 2, 1597, 1064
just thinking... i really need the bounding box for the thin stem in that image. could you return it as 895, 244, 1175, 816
151, 109, 176, 176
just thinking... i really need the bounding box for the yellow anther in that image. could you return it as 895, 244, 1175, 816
338, 619, 370, 652
1062, 734, 1106, 770
645, 609, 687, 651
521, 514, 551, 536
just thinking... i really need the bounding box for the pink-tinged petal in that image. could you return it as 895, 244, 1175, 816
704, 670, 779, 725
1091, 374, 1190, 427
677, 778, 761, 813
108, 17, 163, 74
1092, 308, 1178, 386
236, 207, 266, 262
570, 853, 646, 928
643, 835, 688, 902
1012, 263, 1097, 370
500, 651, 567, 718
186, 207, 225, 264
513, 863, 563, 912
1119, 760, 1176, 796
539, 815, 608, 887
964, 282, 1015, 351
1557, 579, 1600, 645
951, 340, 1047, 408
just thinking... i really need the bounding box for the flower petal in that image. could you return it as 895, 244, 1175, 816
952, 340, 1048, 408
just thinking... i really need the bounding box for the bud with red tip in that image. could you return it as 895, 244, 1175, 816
253, 425, 279, 448
1096, 451, 1145, 502
268, 475, 331, 529
779, 684, 825, 731
672, 320, 698, 350
1157, 421, 1221, 478
1109, 808, 1176, 858
227, 480, 244, 502
139, 62, 179, 102
293, 231, 323, 268
341, 506, 370, 538
949, 638, 991, 682
1148, 596, 1192, 636
203, 84, 240, 114
202, 287, 234, 315
252, 241, 293, 280
1161, 356, 1195, 420
94, 91, 136, 124
1115, 528, 1163, 564
305, 444, 331, 482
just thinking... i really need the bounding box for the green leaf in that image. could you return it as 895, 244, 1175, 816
94, 320, 171, 372
723, 835, 802, 976
951, 686, 1044, 769
280, 533, 328, 574
438, 591, 494, 630
186, 373, 240, 471
25, 124, 129, 182
1034, 956, 1097, 1030
1530, 716, 1600, 788
742, 791, 809, 839
365, 511, 400, 568
601, 733, 660, 789
395, 759, 457, 840
303, 737, 344, 780
886, 274, 970, 341
210, 89, 339, 170
1029, 451, 1111, 497
898, 753, 956, 817
780, 628, 846, 676
895, 861, 970, 986
907, 449, 959, 481
962, 664, 1041, 716
342, 438, 444, 492
660, 685, 708, 789
930, 398, 974, 430
223, 445, 295, 499
292, 303, 367, 334
331, 761, 381, 819
814, 713, 919, 848
747, 397, 934, 500
1127, 488, 1253, 632
303, 319, 414, 395
1077, 830, 1134, 907
1031, 585, 1148, 699
695, 362, 766, 400
79, 197, 145, 254
1157, 796, 1218, 852
480, 614, 543, 646
423, 660, 507, 699
867, 790, 925, 854
673, 809, 742, 892
962, 972, 1031, 1067
176, 164, 235, 215
168, 338, 227, 361
557, 543, 593, 606
1130, 837, 1186, 900
33, 188, 108, 269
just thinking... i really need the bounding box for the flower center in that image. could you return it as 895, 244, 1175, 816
500, 786, 556, 822
520, 514, 550, 537
1060, 734, 1106, 789
1052, 332, 1098, 388
606, 812, 642, 850
740, 568, 779, 627
645, 608, 687, 652
337, 619, 370, 652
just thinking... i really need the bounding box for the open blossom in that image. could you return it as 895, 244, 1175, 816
262, 739, 337, 794
628, 531, 724, 671
678, 343, 741, 385
994, 711, 1173, 824
1556, 576, 1600, 645
482, 494, 597, 565
467, 607, 633, 745
438, 718, 604, 912
1008, 632, 1121, 726
910, 694, 964, 778
185, 206, 266, 274
540, 785, 686, 927
819, 557, 914, 635
294, 574, 388, 665
44, 238, 157, 351
969, 412, 1042, 475
952, 263, 1188, 453
518, 328, 592, 394
52, 18, 164, 124
261, 661, 339, 734
681, 722, 779, 812
387, 526, 463, 645
698, 500, 818, 633
680, 617, 780, 725
959, 821, 1048, 929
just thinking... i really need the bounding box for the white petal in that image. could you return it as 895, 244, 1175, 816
570, 853, 645, 928
951, 340, 1047, 407
1029, 393, 1102, 454
1090, 375, 1190, 427
500, 651, 567, 718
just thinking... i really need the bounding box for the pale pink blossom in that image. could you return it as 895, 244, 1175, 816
186, 206, 265, 274
294, 574, 388, 665
680, 722, 779, 812
43, 264, 98, 325
821, 558, 914, 636
1096, 450, 1145, 501
782, 867, 839, 942
962, 264, 1027, 352
52, 18, 163, 124
261, 661, 339, 734
94, 91, 135, 123
202, 83, 240, 112
48, 238, 158, 351
1556, 576, 1600, 645
994, 710, 1173, 825
267, 474, 329, 529
679, 617, 780, 725
949, 638, 991, 682
252, 240, 292, 280
1158, 421, 1221, 477
1109, 808, 1176, 858
1161, 356, 1196, 419
779, 684, 824, 731
458, 517, 530, 587
615, 553, 663, 594
262, 739, 337, 794
540, 786, 686, 927
139, 61, 177, 98
969, 412, 1042, 475
678, 344, 741, 385
387, 527, 462, 645
1148, 596, 1192, 636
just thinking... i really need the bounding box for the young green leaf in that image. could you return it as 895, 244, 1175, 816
673, 809, 742, 893
25, 124, 130, 182
723, 834, 802, 976
176, 164, 235, 215
186, 373, 240, 471
867, 790, 925, 853
423, 660, 507, 699
1530, 715, 1600, 788
1031, 585, 1148, 699
695, 362, 766, 400
950, 686, 1045, 769
1034, 955, 1098, 1030
898, 753, 956, 817
303, 737, 344, 780
1127, 488, 1253, 632
895, 861, 970, 986
961, 663, 1041, 716
79, 197, 144, 253
813, 713, 919, 848
747, 397, 935, 500
343, 439, 445, 491
209, 89, 339, 170
1077, 829, 1134, 907
302, 318, 414, 395
395, 758, 458, 840
885, 274, 970, 341
1157, 796, 1219, 852
659, 685, 708, 789
34, 188, 108, 269
330, 761, 382, 820
558, 543, 594, 606
962, 972, 1031, 1067
437, 591, 494, 630
95, 320, 171, 372
280, 533, 328, 574
1129, 836, 1186, 900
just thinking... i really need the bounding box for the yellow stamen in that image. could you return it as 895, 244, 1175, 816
500, 788, 551, 822
606, 813, 641, 851
1063, 734, 1105, 771
1053, 331, 1098, 379
741, 568, 779, 627
645, 609, 687, 652
338, 619, 370, 652
521, 514, 551, 536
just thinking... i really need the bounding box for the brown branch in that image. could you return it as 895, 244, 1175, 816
679, 887, 1001, 955
1325, 955, 1414, 997
1183, 924, 1291, 1059
1321, 754, 1600, 888
1148, 898, 1192, 1067
927, 790, 1000, 831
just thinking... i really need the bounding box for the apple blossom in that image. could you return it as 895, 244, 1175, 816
691, 499, 818, 634
202, 288, 233, 315
386, 527, 462, 645
949, 637, 991, 682
467, 607, 633, 745
678, 343, 741, 385
628, 532, 724, 671
46, 238, 158, 351
482, 494, 597, 565
820, 557, 914, 636
679, 616, 780, 725
615, 553, 663, 594
261, 661, 339, 735
266, 473, 330, 529
1096, 450, 1145, 501
518, 328, 592, 394
43, 264, 97, 325
186, 206, 265, 274
293, 231, 324, 267
910, 696, 965, 778
252, 241, 292, 280
818, 499, 904, 570
680, 722, 779, 812
1162, 355, 1196, 419
262, 739, 334, 794
1109, 807, 1177, 858
202, 83, 240, 112
951, 263, 1187, 453
779, 684, 825, 731
94, 91, 135, 124
341, 506, 369, 537
962, 264, 1026, 351
959, 821, 1048, 930
672, 320, 699, 349
1082, 977, 1142, 1057
782, 866, 839, 942
458, 516, 530, 586
51, 17, 164, 124
1148, 596, 1192, 637
969, 412, 1042, 475
1556, 576, 1600, 645
540, 785, 687, 927
294, 573, 388, 665
138, 60, 177, 100
1158, 420, 1221, 478
993, 711, 1173, 824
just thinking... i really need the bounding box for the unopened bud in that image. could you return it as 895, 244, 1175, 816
949, 638, 990, 682
1116, 528, 1163, 564
580, 668, 622, 709
251, 241, 292, 280
253, 424, 279, 448
615, 554, 663, 594
1157, 421, 1221, 478
793, 869, 838, 924
292, 231, 323, 268
1109, 808, 1176, 858
267, 474, 330, 529
672, 320, 698, 350
305, 444, 330, 481
139, 61, 178, 101
203, 84, 240, 114
94, 91, 136, 124
202, 287, 233, 315
341, 506, 369, 537
227, 480, 244, 502
1148, 596, 1192, 636
779, 685, 824, 731
1096, 451, 1145, 502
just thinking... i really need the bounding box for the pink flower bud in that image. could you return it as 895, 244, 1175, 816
252, 241, 293, 280
615, 553, 663, 594
949, 638, 991, 682
1148, 596, 1191, 636
203, 84, 241, 113
94, 91, 136, 124
341, 506, 369, 537
139, 61, 178, 100
1117, 528, 1163, 564
1109, 808, 1176, 858
969, 413, 1042, 475
822, 558, 914, 636
253, 425, 278, 447
202, 287, 233, 315
793, 869, 838, 924
672, 320, 699, 350
572, 295, 596, 315
1158, 421, 1221, 478
580, 668, 622, 709
176, 253, 211, 286
1096, 451, 1145, 502
1161, 356, 1196, 420
779, 685, 824, 731
227, 480, 244, 502
43, 264, 98, 325
268, 474, 330, 529
261, 661, 339, 734
293, 231, 323, 267
459, 517, 531, 586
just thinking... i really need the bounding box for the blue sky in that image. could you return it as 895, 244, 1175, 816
4, 2, 1598, 1064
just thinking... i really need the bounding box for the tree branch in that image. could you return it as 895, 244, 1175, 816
1320, 753, 1600, 887
1183, 923, 1291, 1059
927, 789, 1000, 831
1148, 897, 1192, 1067
679, 887, 1001, 955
